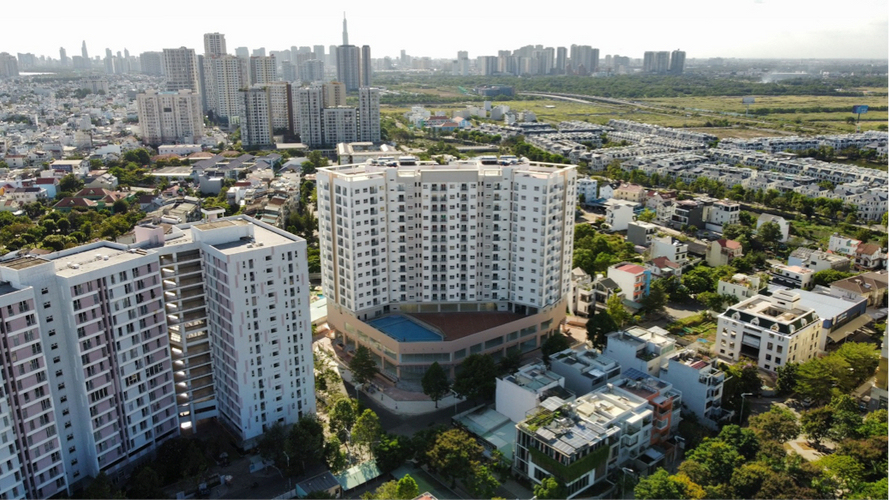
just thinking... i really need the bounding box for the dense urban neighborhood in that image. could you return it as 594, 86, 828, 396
0, 20, 887, 500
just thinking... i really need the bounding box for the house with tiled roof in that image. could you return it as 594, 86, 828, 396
607, 262, 652, 305
646, 256, 681, 278
830, 271, 889, 307
855, 243, 887, 270
707, 239, 743, 267
53, 197, 98, 211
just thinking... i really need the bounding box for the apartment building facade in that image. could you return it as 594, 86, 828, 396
136, 90, 204, 146
317, 159, 576, 380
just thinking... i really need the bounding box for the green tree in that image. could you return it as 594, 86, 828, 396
757, 220, 783, 248
453, 354, 497, 402
640, 279, 668, 315
679, 438, 744, 486
328, 398, 358, 443
83, 472, 126, 499
534, 477, 567, 499
467, 462, 500, 498
801, 406, 834, 446
324, 436, 349, 473
586, 300, 618, 349
395, 475, 419, 500
776, 362, 800, 395
112, 199, 129, 214
349, 345, 378, 387
716, 425, 760, 460
722, 360, 761, 412
373, 433, 412, 473
814, 454, 864, 497
851, 478, 888, 500
637, 208, 656, 222
635, 469, 704, 500
353, 409, 383, 454
59, 173, 84, 194
748, 406, 800, 442
541, 333, 572, 360
730, 462, 776, 499
829, 394, 865, 441
257, 421, 290, 470
127, 467, 167, 499
426, 429, 483, 486
813, 269, 857, 286
606, 293, 631, 328
857, 409, 888, 439
421, 361, 450, 408
286, 415, 328, 476
836, 342, 880, 386
796, 354, 854, 402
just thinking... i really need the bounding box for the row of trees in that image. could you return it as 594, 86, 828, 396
776, 342, 880, 404
636, 404, 887, 500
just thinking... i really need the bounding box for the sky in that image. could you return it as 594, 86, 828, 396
4, 0, 888, 61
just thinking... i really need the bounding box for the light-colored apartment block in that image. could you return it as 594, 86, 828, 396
317, 159, 576, 380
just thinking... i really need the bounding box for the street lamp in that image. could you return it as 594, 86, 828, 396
450, 389, 460, 415
738, 393, 753, 424
620, 467, 636, 498
283, 451, 291, 491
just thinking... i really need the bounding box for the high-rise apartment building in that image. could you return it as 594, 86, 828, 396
241, 86, 274, 148
235, 47, 249, 59
0, 215, 314, 494
322, 107, 357, 145
569, 45, 598, 74
203, 55, 249, 122
59, 47, 68, 67
336, 45, 360, 91
360, 45, 372, 87
358, 87, 380, 143
140, 52, 164, 76
203, 33, 227, 57
136, 90, 204, 146
316, 159, 576, 380
250, 56, 277, 85
281, 61, 298, 82
162, 47, 201, 95
267, 81, 294, 135
294, 86, 324, 148
313, 45, 325, 61
555, 47, 567, 74
0, 53, 18, 79
670, 50, 686, 75
299, 59, 324, 83
323, 81, 346, 108
655, 51, 670, 74
104, 48, 114, 74
642, 51, 655, 72
252, 48, 266, 57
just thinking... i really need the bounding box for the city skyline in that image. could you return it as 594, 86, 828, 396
4, 0, 888, 63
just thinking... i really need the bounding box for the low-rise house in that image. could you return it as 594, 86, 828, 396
607, 263, 651, 305
717, 273, 763, 301
646, 256, 682, 278
788, 248, 852, 273
614, 183, 646, 203
496, 363, 574, 424
769, 263, 815, 290
549, 347, 622, 397
627, 221, 659, 247
649, 235, 688, 266
828, 233, 862, 257
604, 200, 637, 232
706, 239, 742, 267
705, 200, 740, 232
830, 271, 889, 307
855, 243, 886, 271
756, 213, 790, 242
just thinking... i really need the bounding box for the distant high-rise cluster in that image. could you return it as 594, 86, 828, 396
336, 14, 371, 91
643, 49, 685, 74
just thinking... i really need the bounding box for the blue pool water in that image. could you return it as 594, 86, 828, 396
369, 315, 443, 342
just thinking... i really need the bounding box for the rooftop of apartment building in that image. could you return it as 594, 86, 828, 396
320, 157, 576, 177
504, 364, 563, 392
610, 326, 675, 351
723, 291, 818, 332
667, 349, 721, 372
614, 263, 646, 275
771, 263, 814, 275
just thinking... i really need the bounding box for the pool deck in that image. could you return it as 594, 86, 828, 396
407, 311, 527, 341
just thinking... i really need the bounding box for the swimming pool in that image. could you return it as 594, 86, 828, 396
369, 315, 443, 342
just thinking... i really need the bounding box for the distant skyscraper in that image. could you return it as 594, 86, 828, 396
281, 61, 297, 82
670, 50, 686, 75
81, 40, 88, 61
642, 51, 655, 73
104, 48, 114, 74
140, 51, 164, 76
299, 59, 324, 83
203, 33, 227, 57
323, 107, 357, 145
250, 55, 277, 85
323, 81, 346, 107
267, 81, 294, 135
241, 85, 274, 147
457, 50, 468, 60
360, 45, 372, 87
0, 53, 18, 79
336, 45, 360, 91
59, 47, 68, 67
313, 45, 325, 60
555, 46, 567, 74
655, 51, 670, 73
252, 48, 266, 57
358, 87, 380, 143
342, 12, 349, 45
163, 47, 202, 94
235, 46, 249, 58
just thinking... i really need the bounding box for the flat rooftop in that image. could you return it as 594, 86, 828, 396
52, 246, 150, 277
1, 256, 48, 270
408, 311, 527, 341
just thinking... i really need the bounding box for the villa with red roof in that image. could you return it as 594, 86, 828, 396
706, 239, 743, 267
607, 262, 652, 305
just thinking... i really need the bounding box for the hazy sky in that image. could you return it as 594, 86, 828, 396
5, 0, 888, 61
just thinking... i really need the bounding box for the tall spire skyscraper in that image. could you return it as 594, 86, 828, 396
81, 40, 88, 60
343, 12, 349, 46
